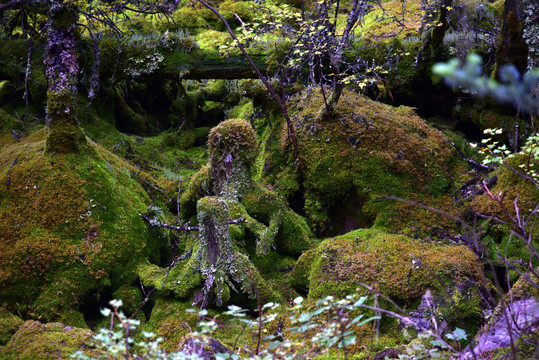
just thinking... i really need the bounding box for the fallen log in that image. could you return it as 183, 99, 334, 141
165, 52, 268, 79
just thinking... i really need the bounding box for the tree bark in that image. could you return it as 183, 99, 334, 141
494, 0, 528, 76
44, 0, 85, 154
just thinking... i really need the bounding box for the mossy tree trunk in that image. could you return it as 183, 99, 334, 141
197, 197, 236, 308
44, 0, 85, 154
494, 0, 528, 76
196, 197, 267, 308
422, 0, 453, 61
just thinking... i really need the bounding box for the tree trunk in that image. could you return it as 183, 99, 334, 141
44, 0, 85, 154
422, 0, 453, 61
494, 0, 528, 76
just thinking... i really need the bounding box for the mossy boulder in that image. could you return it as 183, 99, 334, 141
290, 228, 486, 326
0, 320, 95, 360
0, 129, 169, 326
257, 89, 469, 236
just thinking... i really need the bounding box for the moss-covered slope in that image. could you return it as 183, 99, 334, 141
0, 129, 169, 326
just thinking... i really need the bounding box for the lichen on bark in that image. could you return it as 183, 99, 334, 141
176, 196, 273, 308
44, 0, 85, 154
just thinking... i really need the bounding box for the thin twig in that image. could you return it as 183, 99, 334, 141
6, 156, 19, 186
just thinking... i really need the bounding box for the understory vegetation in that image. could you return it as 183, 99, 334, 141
0, 0, 538, 359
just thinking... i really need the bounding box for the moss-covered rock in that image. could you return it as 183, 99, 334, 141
292, 228, 484, 299
290, 228, 486, 330
0, 320, 95, 360
0, 129, 169, 326
258, 89, 469, 236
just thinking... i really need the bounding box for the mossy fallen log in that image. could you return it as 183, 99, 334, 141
165, 52, 268, 79
0, 38, 268, 83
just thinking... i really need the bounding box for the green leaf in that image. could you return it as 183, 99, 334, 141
339, 335, 356, 348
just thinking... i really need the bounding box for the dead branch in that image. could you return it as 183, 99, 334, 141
6, 156, 19, 186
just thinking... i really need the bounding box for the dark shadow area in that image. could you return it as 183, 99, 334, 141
79, 286, 113, 330
288, 183, 306, 216
323, 192, 375, 237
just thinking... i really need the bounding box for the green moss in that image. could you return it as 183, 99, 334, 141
260, 89, 468, 235
238, 80, 274, 106
0, 109, 21, 132
438, 283, 482, 325
173, 119, 312, 306
45, 90, 86, 154
293, 228, 485, 303
242, 187, 312, 256
181, 120, 312, 256
477, 107, 517, 132
181, 164, 212, 220
112, 285, 144, 315
113, 88, 150, 136
494, 5, 528, 74
167, 5, 214, 33
142, 298, 198, 351
0, 129, 169, 325
208, 119, 258, 168
287, 228, 486, 349
0, 320, 95, 360
470, 152, 539, 267
0, 308, 23, 346
228, 99, 254, 120
98, 38, 128, 79
287, 247, 319, 293
0, 40, 27, 81
196, 30, 232, 50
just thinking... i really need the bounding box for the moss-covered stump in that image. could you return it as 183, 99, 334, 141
181, 119, 312, 257
0, 320, 95, 360
290, 228, 486, 329
257, 89, 469, 236
45, 90, 87, 154
143, 119, 312, 307
144, 196, 279, 308
195, 196, 269, 307
0, 129, 168, 326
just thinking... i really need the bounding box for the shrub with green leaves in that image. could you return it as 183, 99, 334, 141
72, 294, 380, 360
433, 53, 539, 114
